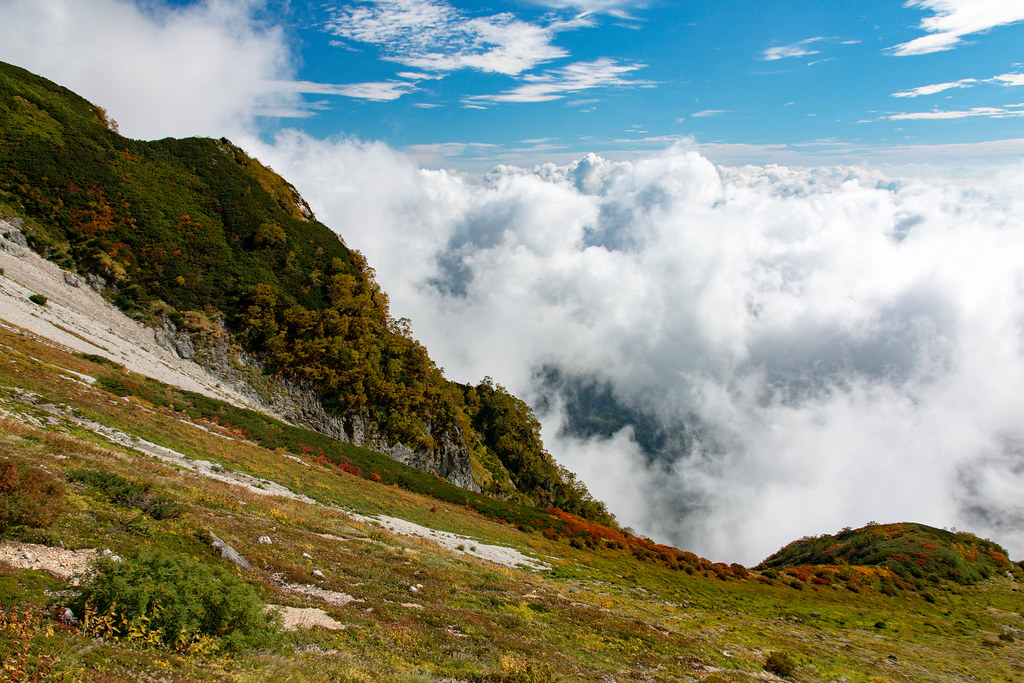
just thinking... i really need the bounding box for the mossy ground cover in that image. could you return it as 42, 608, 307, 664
1, 326, 1023, 681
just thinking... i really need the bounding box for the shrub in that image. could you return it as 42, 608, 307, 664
0, 458, 64, 536
28, 293, 47, 306
338, 461, 361, 476
69, 550, 279, 652
764, 650, 796, 677
486, 655, 558, 683
67, 468, 182, 520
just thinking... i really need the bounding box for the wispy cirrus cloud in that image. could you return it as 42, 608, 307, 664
886, 105, 1024, 120
891, 0, 1024, 56
270, 79, 417, 102
463, 58, 649, 105
761, 37, 824, 61
526, 0, 646, 10
892, 78, 977, 98
324, 0, 589, 76
892, 71, 1024, 98
525, 1, 647, 22
691, 109, 728, 118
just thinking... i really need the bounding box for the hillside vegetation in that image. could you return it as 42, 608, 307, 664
760, 522, 1012, 588
0, 60, 608, 522
1, 310, 1023, 681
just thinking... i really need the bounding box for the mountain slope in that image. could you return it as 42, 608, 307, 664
1, 317, 1023, 681
0, 60, 609, 523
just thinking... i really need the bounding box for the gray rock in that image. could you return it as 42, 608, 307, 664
85, 273, 107, 292
312, 570, 325, 579
209, 532, 252, 571
258, 535, 273, 545
64, 271, 85, 288
5, 227, 28, 247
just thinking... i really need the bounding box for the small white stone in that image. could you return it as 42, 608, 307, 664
258, 536, 272, 544
312, 570, 325, 579
302, 552, 312, 559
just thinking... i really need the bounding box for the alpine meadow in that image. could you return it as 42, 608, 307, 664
2, 0, 1024, 680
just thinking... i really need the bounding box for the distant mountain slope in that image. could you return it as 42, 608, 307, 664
0, 61, 612, 525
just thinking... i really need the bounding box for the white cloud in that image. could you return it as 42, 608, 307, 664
324, 0, 588, 76
463, 58, 649, 105
892, 78, 977, 97
892, 71, 1024, 98
271, 79, 417, 101
761, 37, 824, 61
525, 0, 647, 12
402, 141, 497, 166
246, 135, 1024, 565
891, 0, 1024, 56
993, 71, 1024, 87
0, 0, 305, 139
692, 109, 728, 117
886, 106, 1024, 120
396, 71, 446, 80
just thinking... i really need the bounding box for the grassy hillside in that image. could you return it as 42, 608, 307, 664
1, 318, 1023, 681
0, 60, 606, 521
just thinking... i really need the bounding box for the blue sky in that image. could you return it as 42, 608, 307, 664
248, 0, 1024, 168
2, 0, 1023, 169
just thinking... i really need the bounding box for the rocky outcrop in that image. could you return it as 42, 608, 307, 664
153, 315, 480, 492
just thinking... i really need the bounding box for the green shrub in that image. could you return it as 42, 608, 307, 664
69, 550, 279, 652
0, 458, 64, 536
67, 468, 182, 520
764, 650, 796, 677
485, 655, 558, 682
27, 293, 47, 306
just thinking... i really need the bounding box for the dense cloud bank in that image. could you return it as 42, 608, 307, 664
244, 134, 1024, 564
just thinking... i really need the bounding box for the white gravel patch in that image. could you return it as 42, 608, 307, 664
270, 605, 347, 631
0, 541, 97, 581
69, 415, 317, 504
348, 512, 549, 571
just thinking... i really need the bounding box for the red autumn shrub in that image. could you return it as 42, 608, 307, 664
338, 461, 361, 476
0, 458, 64, 535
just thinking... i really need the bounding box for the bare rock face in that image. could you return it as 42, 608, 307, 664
154, 316, 480, 493
1, 223, 29, 255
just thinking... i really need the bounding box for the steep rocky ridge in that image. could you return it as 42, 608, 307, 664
154, 313, 478, 490
0, 61, 613, 515
1, 220, 478, 490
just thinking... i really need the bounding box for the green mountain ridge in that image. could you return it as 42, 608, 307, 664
0, 60, 609, 525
